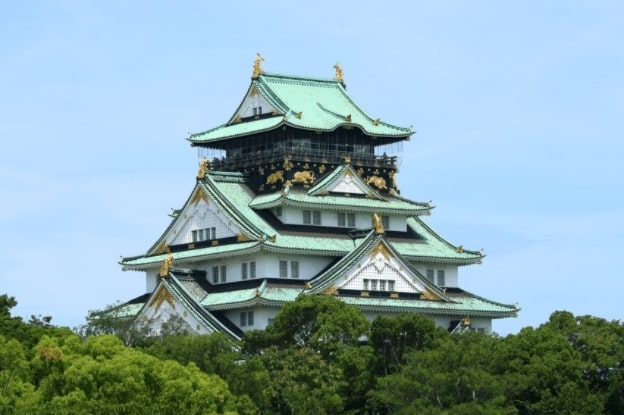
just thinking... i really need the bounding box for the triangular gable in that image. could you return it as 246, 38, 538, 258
229, 84, 281, 123
133, 283, 212, 335
308, 234, 447, 300
340, 240, 443, 296
134, 276, 242, 338
308, 163, 385, 199
148, 185, 246, 255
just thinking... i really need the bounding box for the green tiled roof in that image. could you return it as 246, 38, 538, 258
390, 217, 484, 264
307, 231, 448, 299
202, 281, 303, 310
188, 72, 412, 145
340, 293, 517, 318
122, 241, 261, 269
122, 173, 481, 271
250, 186, 430, 215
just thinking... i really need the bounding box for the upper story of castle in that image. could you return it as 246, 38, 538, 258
187, 55, 414, 194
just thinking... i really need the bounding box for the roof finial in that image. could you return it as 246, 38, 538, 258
159, 251, 174, 277
373, 212, 384, 234
197, 157, 209, 180
252, 53, 265, 78
333, 62, 344, 83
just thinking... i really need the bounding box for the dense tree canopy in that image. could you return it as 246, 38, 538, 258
2, 293, 624, 415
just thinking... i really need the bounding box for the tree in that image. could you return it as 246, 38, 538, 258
22, 334, 239, 415
146, 332, 269, 414
369, 313, 445, 375
260, 346, 346, 415
244, 295, 370, 361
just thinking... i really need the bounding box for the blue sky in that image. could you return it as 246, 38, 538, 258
1, 1, 622, 335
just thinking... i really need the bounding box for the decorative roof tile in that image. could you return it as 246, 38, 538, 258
188, 72, 412, 146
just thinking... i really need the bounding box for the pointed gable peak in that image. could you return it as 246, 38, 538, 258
309, 163, 385, 199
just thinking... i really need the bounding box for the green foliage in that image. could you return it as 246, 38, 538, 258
244, 294, 370, 360
369, 312, 446, 375
145, 332, 269, 414
26, 334, 238, 415
2, 292, 624, 415
260, 346, 346, 415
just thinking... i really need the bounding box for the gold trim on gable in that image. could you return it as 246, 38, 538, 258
322, 285, 339, 296
420, 289, 441, 301
149, 287, 175, 312
154, 241, 168, 255
237, 233, 251, 242
370, 242, 391, 260
191, 188, 209, 205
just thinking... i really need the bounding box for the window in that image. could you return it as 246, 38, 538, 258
212, 267, 219, 284
381, 215, 390, 230
366, 279, 394, 292
338, 213, 355, 227
303, 210, 321, 225
279, 260, 299, 278
220, 265, 227, 283
426, 269, 434, 282
276, 206, 282, 217
240, 311, 254, 327
347, 213, 355, 227
192, 227, 216, 242
437, 270, 445, 287
252, 106, 263, 116
242, 261, 256, 280
312, 211, 321, 225
291, 261, 299, 279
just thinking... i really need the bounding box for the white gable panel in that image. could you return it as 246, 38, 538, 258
236, 91, 275, 119
165, 192, 242, 246
328, 171, 367, 194
339, 246, 426, 294
137, 286, 214, 335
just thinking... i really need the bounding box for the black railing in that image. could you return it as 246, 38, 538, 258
209, 148, 397, 171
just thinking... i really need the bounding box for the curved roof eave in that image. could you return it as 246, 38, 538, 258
188, 119, 412, 147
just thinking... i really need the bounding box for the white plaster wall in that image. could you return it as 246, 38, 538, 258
387, 215, 407, 232
238, 94, 273, 118
191, 253, 334, 283
260, 253, 334, 279
279, 205, 406, 232
169, 200, 240, 245
222, 306, 280, 332
413, 264, 458, 287
145, 270, 159, 292
138, 296, 213, 336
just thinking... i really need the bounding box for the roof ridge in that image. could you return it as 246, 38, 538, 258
259, 71, 340, 84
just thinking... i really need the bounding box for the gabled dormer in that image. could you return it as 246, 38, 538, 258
228, 84, 280, 122
145, 185, 246, 257
307, 231, 450, 301
308, 162, 386, 198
